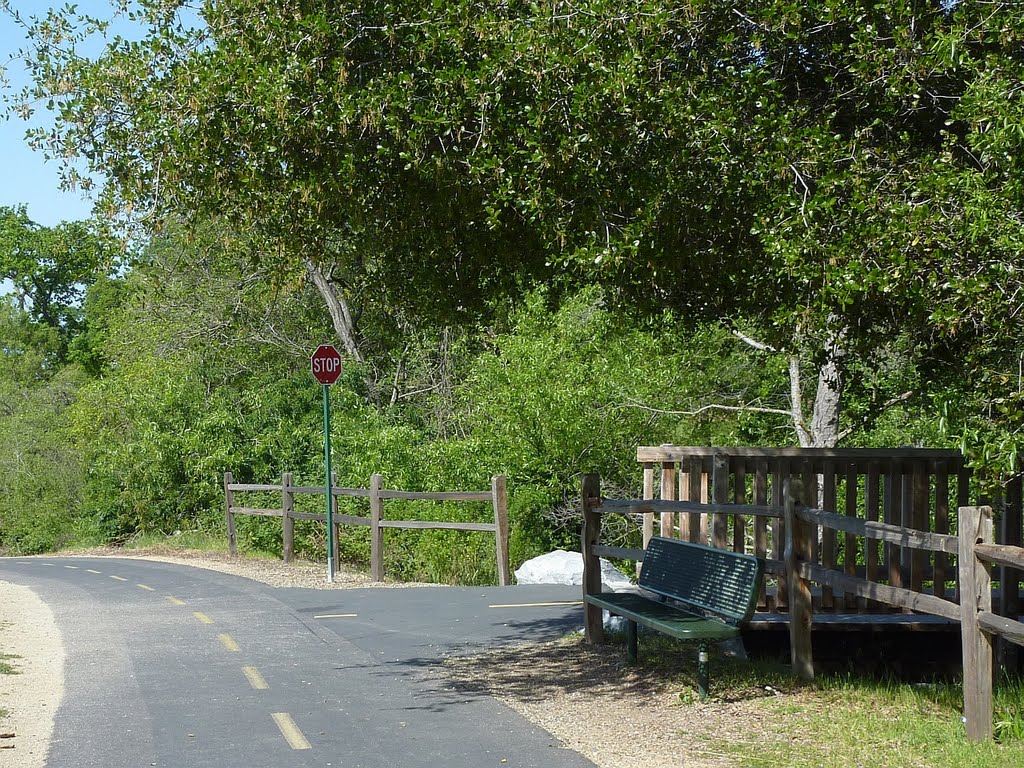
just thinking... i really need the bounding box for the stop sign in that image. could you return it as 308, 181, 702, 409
310, 344, 343, 385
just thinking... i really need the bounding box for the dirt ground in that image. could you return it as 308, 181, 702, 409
1, 548, 772, 768
0, 581, 63, 768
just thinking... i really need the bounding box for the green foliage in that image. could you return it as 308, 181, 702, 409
0, 205, 115, 362
5, 2, 1024, 565
0, 301, 88, 553
39, 230, 315, 550
995, 704, 1024, 743
12, 3, 1024, 341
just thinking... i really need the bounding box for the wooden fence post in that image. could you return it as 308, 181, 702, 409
785, 477, 814, 680
712, 452, 729, 549
959, 505, 994, 741
660, 460, 676, 537
582, 473, 604, 645
491, 475, 512, 586
282, 472, 294, 564
370, 473, 384, 581
224, 471, 237, 557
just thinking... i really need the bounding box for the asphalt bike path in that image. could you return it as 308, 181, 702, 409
1, 556, 595, 768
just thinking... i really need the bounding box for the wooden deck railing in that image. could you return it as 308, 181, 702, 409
635, 446, 978, 613
782, 477, 962, 680
223, 472, 511, 585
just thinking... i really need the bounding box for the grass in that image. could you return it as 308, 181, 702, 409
612, 632, 1024, 768
112, 529, 230, 553
0, 640, 13, 721
58, 529, 280, 559
711, 675, 1024, 768
0, 652, 19, 676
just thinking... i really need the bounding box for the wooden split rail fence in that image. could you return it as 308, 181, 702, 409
582, 471, 1024, 743
223, 471, 511, 585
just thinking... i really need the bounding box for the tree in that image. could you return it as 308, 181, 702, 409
0, 205, 115, 362
7, 1, 1024, 462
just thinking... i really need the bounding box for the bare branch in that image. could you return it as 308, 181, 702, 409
614, 400, 792, 419
732, 329, 778, 353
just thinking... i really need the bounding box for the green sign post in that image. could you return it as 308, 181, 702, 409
311, 344, 343, 582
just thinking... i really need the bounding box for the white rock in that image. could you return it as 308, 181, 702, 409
514, 549, 633, 591
514, 549, 636, 632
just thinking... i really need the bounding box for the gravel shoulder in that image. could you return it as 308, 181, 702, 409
4, 548, 755, 768
443, 636, 775, 768
0, 581, 64, 768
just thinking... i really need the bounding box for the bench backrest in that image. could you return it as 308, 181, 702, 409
639, 537, 764, 624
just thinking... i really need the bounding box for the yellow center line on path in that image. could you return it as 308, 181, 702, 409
488, 601, 583, 609
218, 633, 240, 652
165, 596, 187, 606
193, 612, 214, 624
313, 614, 358, 619
137, 584, 155, 591
242, 666, 269, 690
110, 575, 128, 582
86, 569, 102, 574
272, 713, 311, 750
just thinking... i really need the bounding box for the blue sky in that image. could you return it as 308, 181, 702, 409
1, 1, 123, 228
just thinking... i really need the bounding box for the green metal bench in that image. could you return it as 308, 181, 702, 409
584, 536, 765, 698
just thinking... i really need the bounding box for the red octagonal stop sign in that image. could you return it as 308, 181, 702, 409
310, 344, 343, 385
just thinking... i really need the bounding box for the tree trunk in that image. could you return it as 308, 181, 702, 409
789, 327, 845, 449
808, 329, 845, 448
304, 259, 363, 363
734, 326, 843, 449
790, 354, 813, 447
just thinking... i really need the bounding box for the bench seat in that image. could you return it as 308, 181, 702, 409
584, 591, 741, 642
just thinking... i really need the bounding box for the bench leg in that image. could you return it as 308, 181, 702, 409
627, 620, 638, 663
697, 643, 710, 701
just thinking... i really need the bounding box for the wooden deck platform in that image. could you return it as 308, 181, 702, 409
746, 611, 960, 632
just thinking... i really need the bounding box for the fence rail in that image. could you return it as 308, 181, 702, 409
223, 471, 511, 585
